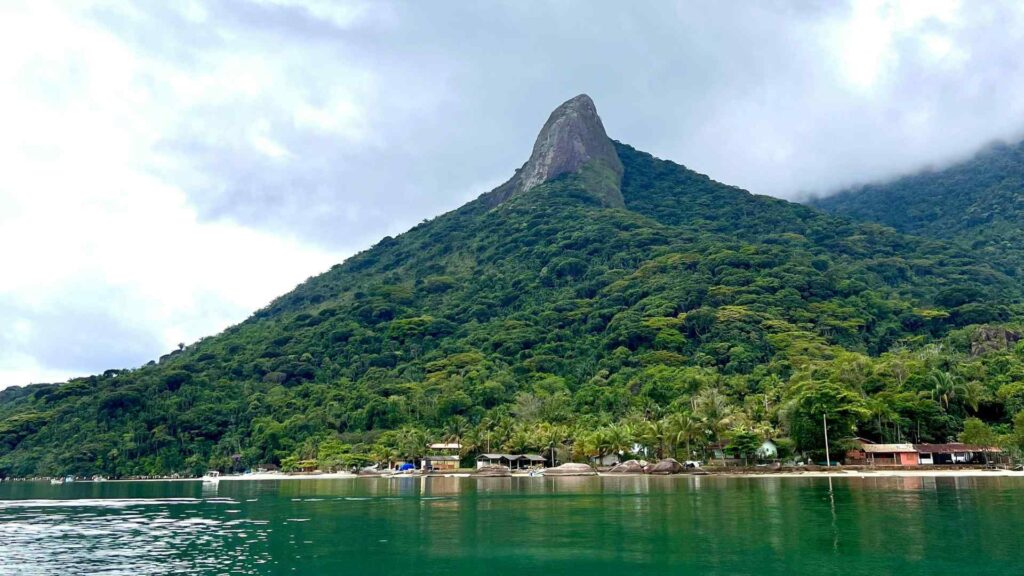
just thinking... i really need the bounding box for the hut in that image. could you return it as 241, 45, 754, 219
913, 443, 1004, 465
421, 455, 461, 471
475, 453, 547, 469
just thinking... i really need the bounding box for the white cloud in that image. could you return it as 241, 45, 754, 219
0, 1, 338, 387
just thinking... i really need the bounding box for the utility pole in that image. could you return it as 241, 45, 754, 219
823, 413, 831, 467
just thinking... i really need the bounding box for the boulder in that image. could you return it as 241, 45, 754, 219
474, 465, 511, 477
607, 459, 645, 474
543, 463, 597, 476
647, 458, 684, 475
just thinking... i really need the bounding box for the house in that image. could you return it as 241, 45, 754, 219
476, 453, 516, 469
520, 454, 548, 467
708, 440, 779, 463
421, 455, 460, 471
846, 441, 919, 466
864, 443, 920, 466
756, 440, 778, 459
475, 453, 548, 469
845, 439, 1005, 466
428, 442, 462, 453
913, 443, 1004, 465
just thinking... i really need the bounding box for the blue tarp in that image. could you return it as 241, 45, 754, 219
398, 463, 415, 471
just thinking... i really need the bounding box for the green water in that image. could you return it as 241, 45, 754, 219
1, 475, 1022, 575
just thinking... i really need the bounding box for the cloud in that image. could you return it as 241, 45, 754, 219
2, 0, 1024, 386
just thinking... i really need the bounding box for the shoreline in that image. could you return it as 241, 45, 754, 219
9, 468, 1024, 483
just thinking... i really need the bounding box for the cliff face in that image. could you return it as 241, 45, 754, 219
487, 94, 624, 207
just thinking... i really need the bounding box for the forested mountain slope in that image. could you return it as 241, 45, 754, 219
3, 96, 1024, 478
810, 140, 1024, 275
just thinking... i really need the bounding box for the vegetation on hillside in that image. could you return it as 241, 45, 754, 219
3, 143, 1024, 477
811, 140, 1024, 276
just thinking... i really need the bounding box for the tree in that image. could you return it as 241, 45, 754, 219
960, 381, 987, 414
784, 377, 869, 456
726, 428, 761, 466
665, 412, 703, 460
694, 388, 736, 462
395, 426, 428, 465
959, 417, 997, 464
929, 370, 963, 411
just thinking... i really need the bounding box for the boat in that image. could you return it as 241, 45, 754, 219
49, 478, 63, 485
201, 470, 221, 484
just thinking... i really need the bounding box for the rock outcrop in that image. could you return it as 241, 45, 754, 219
606, 459, 645, 474
970, 325, 1021, 356
486, 94, 624, 208
543, 463, 598, 476
474, 465, 511, 477
646, 458, 684, 475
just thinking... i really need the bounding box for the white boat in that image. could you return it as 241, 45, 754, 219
49, 478, 63, 485
201, 470, 221, 484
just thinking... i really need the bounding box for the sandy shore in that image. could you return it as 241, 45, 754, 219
713, 468, 1024, 479
13, 468, 1022, 483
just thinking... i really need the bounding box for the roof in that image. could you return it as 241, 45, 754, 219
850, 437, 876, 445
914, 443, 1003, 454
862, 443, 917, 454
475, 453, 543, 460
428, 443, 462, 450
424, 455, 460, 461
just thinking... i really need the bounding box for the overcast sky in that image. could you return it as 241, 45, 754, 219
2, 0, 1024, 388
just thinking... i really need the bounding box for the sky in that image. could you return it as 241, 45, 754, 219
2, 0, 1024, 388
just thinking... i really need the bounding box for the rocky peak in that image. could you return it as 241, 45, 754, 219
487, 94, 624, 207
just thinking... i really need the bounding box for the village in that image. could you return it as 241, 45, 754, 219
368, 437, 1013, 477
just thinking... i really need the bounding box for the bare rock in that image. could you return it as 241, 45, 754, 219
474, 465, 511, 477
971, 325, 1021, 356
647, 458, 684, 475
486, 94, 624, 208
544, 463, 598, 476
607, 459, 645, 474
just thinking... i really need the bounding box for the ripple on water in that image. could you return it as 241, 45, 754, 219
0, 497, 269, 575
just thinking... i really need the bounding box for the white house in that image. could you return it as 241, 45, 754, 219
756, 440, 778, 459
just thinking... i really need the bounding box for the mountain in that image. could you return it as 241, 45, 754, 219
810, 140, 1024, 275
3, 96, 1024, 478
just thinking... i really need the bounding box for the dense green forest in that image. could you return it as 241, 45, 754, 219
811, 140, 1024, 276
4, 142, 1024, 478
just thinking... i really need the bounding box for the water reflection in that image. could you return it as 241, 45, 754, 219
3, 476, 1024, 575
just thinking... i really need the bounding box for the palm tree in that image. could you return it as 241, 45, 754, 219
442, 415, 469, 445
370, 444, 398, 469
395, 426, 427, 465
665, 412, 703, 460
864, 397, 900, 442
599, 424, 632, 461
929, 370, 963, 411
533, 422, 567, 467
961, 380, 987, 414
502, 426, 534, 455
639, 419, 670, 459
694, 388, 736, 462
